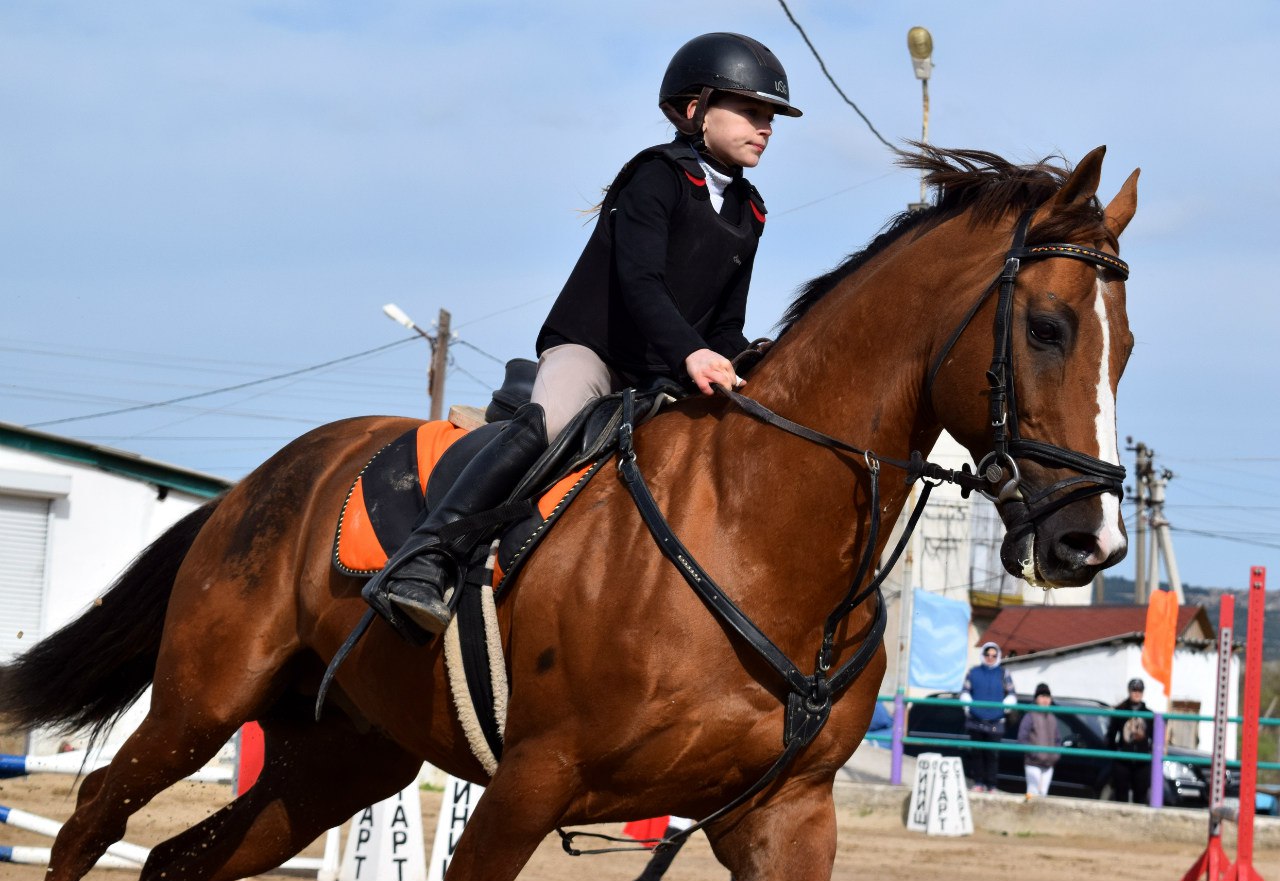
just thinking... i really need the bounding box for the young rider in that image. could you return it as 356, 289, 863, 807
364, 32, 802, 639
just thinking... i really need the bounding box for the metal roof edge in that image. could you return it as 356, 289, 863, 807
1000, 632, 1144, 663
0, 421, 233, 499
1000, 629, 1219, 664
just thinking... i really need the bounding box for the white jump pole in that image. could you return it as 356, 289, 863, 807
0, 804, 150, 864
0, 751, 231, 784
1, 803, 339, 875
0, 726, 341, 877
0, 844, 138, 871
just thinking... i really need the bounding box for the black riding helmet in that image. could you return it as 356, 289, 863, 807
659, 32, 802, 137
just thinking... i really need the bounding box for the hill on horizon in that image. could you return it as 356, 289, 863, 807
1101, 576, 1279, 662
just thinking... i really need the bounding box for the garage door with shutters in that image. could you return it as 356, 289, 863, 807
0, 493, 50, 663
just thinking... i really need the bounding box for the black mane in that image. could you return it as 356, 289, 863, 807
777, 145, 1113, 335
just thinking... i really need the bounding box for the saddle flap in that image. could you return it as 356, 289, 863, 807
334, 420, 601, 580
333, 421, 469, 575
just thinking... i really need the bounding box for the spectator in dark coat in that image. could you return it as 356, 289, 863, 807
1106, 677, 1152, 803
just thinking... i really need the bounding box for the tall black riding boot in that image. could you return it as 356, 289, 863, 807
362, 403, 547, 639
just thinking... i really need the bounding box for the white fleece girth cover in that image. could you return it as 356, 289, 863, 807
443, 540, 508, 776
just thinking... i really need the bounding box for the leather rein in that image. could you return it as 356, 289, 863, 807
559, 209, 1130, 855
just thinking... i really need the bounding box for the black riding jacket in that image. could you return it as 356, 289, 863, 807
536, 138, 766, 378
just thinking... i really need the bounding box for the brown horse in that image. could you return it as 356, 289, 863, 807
0, 145, 1138, 881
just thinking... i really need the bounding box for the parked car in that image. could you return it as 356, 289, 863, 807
902, 691, 1238, 807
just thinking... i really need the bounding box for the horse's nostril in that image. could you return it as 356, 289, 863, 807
1057, 531, 1103, 565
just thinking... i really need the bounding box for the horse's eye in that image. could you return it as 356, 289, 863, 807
1029, 317, 1063, 345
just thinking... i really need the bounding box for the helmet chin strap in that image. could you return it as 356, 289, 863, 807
662, 88, 744, 175
661, 86, 714, 148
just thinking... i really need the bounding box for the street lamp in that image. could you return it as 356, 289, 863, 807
383, 303, 451, 421
906, 26, 933, 211
891, 26, 936, 704
383, 303, 431, 341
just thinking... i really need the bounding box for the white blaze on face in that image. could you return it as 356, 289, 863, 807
1092, 276, 1126, 563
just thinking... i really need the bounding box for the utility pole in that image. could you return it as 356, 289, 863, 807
892, 27, 934, 697
1125, 439, 1184, 605
383, 304, 451, 420
427, 309, 451, 421
1147, 467, 1184, 603
1127, 438, 1152, 603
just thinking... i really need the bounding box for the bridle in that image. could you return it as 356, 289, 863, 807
559, 206, 1131, 856
927, 209, 1129, 536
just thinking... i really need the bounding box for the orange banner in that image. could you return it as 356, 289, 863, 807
1141, 588, 1179, 698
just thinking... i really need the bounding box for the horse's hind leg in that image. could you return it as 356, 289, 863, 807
45, 709, 240, 881
48, 572, 304, 876
705, 779, 839, 881
142, 703, 421, 881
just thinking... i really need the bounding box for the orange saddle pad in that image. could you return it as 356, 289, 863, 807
334, 420, 469, 576
334, 420, 597, 580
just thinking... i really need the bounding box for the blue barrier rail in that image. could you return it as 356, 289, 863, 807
873, 693, 1280, 809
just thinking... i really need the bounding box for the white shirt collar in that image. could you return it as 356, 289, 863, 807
698, 158, 733, 213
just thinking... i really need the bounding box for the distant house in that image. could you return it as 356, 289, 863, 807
0, 421, 231, 753
982, 604, 1235, 755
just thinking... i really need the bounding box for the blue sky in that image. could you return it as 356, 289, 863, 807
3, 1, 1278, 591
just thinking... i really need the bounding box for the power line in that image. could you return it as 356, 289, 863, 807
447, 359, 493, 390
453, 338, 506, 365
775, 0, 896, 150
29, 337, 418, 429
773, 172, 898, 216
1169, 525, 1280, 552
1162, 455, 1280, 464
454, 293, 555, 329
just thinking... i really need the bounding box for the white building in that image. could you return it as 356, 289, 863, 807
881, 432, 1097, 696
0, 421, 229, 752
985, 603, 1234, 756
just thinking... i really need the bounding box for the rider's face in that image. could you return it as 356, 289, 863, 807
691, 94, 775, 169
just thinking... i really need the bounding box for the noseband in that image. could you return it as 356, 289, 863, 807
927, 209, 1129, 535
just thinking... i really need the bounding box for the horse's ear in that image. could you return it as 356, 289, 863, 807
1032, 146, 1106, 224
1103, 168, 1140, 239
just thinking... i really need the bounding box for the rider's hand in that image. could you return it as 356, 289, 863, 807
684, 348, 744, 395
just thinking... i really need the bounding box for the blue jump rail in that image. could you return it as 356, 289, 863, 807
874, 694, 1280, 809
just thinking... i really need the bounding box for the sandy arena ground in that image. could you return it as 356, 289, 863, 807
4, 773, 1278, 880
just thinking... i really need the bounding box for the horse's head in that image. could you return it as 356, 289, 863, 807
927, 146, 1139, 588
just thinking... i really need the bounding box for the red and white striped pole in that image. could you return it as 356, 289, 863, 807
1180, 566, 1266, 881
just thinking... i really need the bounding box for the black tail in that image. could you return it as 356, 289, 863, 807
0, 499, 221, 744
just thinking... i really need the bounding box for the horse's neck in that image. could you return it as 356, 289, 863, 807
746, 217, 999, 486
748, 267, 947, 499
696, 226, 987, 592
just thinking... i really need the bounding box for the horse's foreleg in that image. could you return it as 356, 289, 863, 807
45, 712, 238, 881
142, 705, 420, 881
705, 778, 838, 881
443, 743, 578, 881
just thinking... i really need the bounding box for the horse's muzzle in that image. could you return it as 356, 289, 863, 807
999, 500, 1128, 588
